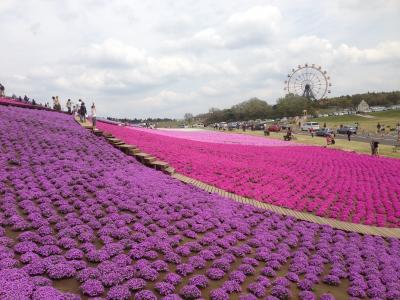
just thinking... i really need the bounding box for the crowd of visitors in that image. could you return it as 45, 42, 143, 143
0, 83, 98, 128
0, 83, 4, 97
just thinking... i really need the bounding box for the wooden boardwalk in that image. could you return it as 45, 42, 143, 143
76, 118, 400, 238
171, 173, 400, 238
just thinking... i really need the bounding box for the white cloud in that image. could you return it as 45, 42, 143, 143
334, 41, 400, 63
288, 36, 333, 54
224, 5, 282, 47
169, 5, 283, 51
0, 0, 399, 118
77, 39, 147, 68
189, 28, 225, 49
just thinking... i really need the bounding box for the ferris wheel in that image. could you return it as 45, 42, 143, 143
284, 64, 332, 101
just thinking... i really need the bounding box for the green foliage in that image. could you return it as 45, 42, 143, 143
184, 113, 194, 124
201, 98, 273, 124
200, 91, 400, 124
320, 91, 400, 108
274, 94, 316, 117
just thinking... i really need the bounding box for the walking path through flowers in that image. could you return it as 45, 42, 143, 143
97, 122, 400, 229
170, 173, 400, 238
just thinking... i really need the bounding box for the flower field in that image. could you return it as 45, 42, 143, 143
97, 122, 400, 228
135, 128, 301, 146
1, 106, 400, 300
0, 97, 47, 110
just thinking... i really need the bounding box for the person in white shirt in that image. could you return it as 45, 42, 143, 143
91, 102, 97, 129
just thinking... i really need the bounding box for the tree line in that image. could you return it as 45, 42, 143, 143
193, 91, 400, 125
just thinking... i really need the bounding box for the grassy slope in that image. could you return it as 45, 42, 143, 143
310, 110, 400, 133
229, 130, 400, 159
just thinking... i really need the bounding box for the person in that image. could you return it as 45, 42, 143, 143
32, 99, 36, 106
331, 134, 336, 144
72, 104, 78, 116
326, 133, 335, 145
55, 96, 61, 111
91, 103, 97, 129
0, 83, 5, 97
242, 123, 246, 132
78, 99, 83, 121
323, 122, 326, 128
284, 127, 292, 141
80, 101, 87, 123
24, 95, 29, 102
264, 126, 270, 136
347, 130, 351, 141
377, 123, 381, 133
370, 140, 379, 156
326, 134, 332, 145
52, 96, 56, 109
309, 127, 314, 138
66, 99, 72, 114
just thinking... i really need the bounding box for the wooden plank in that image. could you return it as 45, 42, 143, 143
144, 156, 157, 164
134, 153, 151, 158
163, 167, 175, 175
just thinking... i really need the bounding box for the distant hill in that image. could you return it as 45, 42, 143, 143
197, 91, 400, 125
319, 91, 400, 108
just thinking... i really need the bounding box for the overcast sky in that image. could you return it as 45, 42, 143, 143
0, 0, 399, 118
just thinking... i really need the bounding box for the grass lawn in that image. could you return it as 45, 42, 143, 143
310, 110, 400, 134
230, 129, 400, 159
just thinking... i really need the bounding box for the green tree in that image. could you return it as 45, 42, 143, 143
275, 94, 315, 117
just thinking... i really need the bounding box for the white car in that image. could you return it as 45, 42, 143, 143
219, 122, 228, 129
301, 122, 320, 131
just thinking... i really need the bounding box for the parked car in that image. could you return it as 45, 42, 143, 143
228, 122, 237, 129
337, 126, 357, 134
268, 124, 281, 132
219, 122, 228, 129
315, 128, 334, 137
254, 123, 266, 130
301, 122, 320, 131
